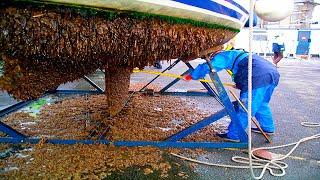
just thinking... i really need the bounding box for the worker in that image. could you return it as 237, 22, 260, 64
183, 49, 280, 142
154, 60, 162, 69
272, 34, 285, 67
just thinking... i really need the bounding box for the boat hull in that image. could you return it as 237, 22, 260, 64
0, 0, 249, 116
42, 0, 249, 30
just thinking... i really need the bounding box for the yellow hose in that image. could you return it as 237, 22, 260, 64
133, 68, 235, 87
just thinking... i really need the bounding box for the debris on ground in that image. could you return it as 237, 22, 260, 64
0, 83, 224, 179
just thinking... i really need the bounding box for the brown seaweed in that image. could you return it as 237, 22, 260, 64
0, 3, 236, 116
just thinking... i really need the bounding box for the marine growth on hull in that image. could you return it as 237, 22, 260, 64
0, 0, 237, 116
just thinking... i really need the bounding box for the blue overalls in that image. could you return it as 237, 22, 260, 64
190, 50, 280, 140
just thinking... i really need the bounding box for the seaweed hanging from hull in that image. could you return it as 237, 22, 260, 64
0, 0, 237, 116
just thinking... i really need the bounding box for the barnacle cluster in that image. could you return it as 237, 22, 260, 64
0, 0, 236, 116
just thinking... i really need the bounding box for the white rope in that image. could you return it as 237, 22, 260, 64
171, 133, 320, 178
171, 152, 286, 169
248, 0, 255, 179
301, 122, 320, 127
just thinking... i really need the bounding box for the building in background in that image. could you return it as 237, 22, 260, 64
258, 0, 320, 28
234, 0, 320, 59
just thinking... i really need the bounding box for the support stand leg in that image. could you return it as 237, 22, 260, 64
0, 121, 26, 138
205, 59, 247, 142
145, 60, 247, 143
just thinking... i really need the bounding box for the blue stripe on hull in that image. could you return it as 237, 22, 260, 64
225, 0, 249, 14
172, 0, 248, 22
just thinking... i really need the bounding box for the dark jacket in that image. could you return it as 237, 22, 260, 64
234, 54, 280, 92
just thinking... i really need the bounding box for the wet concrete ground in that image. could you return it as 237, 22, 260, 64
0, 57, 319, 179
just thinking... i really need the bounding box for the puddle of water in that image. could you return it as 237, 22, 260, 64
171, 119, 184, 126
2, 167, 19, 172
158, 127, 172, 131
20, 122, 36, 125
15, 153, 30, 158
171, 89, 188, 92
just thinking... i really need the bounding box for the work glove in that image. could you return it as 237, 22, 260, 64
182, 74, 192, 81
232, 84, 239, 89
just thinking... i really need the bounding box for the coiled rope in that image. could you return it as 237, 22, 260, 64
171, 131, 320, 179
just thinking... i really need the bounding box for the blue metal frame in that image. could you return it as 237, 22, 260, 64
141, 61, 248, 144
0, 76, 105, 117
53, 90, 104, 95
0, 99, 35, 117
0, 62, 248, 148
140, 58, 181, 92
159, 62, 223, 106
159, 62, 218, 97
204, 59, 247, 142
160, 91, 212, 96
184, 62, 218, 98
165, 109, 227, 142
0, 121, 26, 138
157, 62, 247, 143
82, 75, 105, 93
0, 76, 106, 144
0, 138, 247, 148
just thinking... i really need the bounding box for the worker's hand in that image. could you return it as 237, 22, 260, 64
232, 84, 239, 89
182, 74, 192, 81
